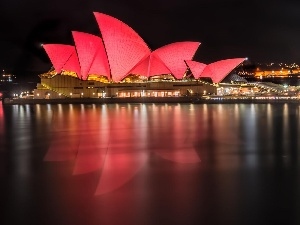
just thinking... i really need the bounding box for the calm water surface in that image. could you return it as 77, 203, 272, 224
1, 103, 300, 225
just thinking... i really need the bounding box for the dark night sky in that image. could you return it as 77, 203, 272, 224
1, 0, 300, 76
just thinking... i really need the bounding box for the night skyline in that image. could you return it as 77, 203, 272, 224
1, 0, 300, 75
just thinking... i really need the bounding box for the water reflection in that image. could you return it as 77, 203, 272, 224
0, 103, 5, 175
44, 104, 203, 194
2, 103, 300, 225
0, 103, 4, 150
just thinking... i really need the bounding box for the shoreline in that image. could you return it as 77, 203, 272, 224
2, 96, 300, 105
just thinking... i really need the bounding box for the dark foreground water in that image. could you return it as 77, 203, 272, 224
1, 103, 300, 225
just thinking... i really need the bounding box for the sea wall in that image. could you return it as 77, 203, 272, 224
3, 97, 300, 105
3, 97, 197, 105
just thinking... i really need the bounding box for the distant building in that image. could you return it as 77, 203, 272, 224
237, 62, 300, 85
1, 70, 16, 83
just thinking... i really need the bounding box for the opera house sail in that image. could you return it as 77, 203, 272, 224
34, 12, 245, 99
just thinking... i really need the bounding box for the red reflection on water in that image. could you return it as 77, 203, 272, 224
45, 104, 201, 195
0, 102, 3, 117
45, 105, 79, 161
73, 109, 110, 174
149, 105, 201, 163
154, 148, 200, 164
0, 103, 3, 118
45, 105, 110, 175
93, 106, 147, 195
44, 131, 79, 161
0, 103, 4, 150
95, 152, 146, 195
73, 131, 107, 175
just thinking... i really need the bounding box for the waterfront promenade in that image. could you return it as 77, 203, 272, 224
3, 95, 300, 105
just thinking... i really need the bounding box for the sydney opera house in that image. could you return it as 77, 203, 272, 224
33, 12, 246, 99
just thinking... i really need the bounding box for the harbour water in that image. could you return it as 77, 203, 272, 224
1, 102, 300, 225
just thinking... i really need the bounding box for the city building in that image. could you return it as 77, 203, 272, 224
1, 70, 16, 83
237, 62, 300, 86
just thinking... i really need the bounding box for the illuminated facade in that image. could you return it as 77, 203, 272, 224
35, 12, 245, 98
35, 74, 217, 99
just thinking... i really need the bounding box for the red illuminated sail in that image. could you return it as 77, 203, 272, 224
62, 51, 81, 78
201, 58, 246, 83
185, 60, 206, 79
88, 47, 111, 79
72, 31, 110, 80
127, 54, 150, 76
128, 53, 172, 77
43, 44, 75, 73
153, 42, 200, 79
94, 12, 151, 81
